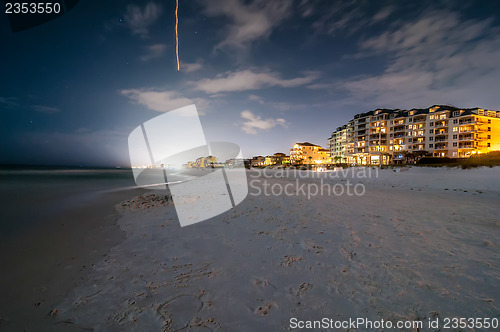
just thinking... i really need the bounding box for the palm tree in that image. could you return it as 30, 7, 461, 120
414, 150, 431, 162
381, 152, 392, 165
400, 150, 410, 164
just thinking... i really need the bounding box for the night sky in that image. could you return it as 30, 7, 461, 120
2, 0, 500, 167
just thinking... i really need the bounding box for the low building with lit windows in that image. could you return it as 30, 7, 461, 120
290, 142, 331, 165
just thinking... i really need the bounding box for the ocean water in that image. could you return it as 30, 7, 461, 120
0, 167, 138, 237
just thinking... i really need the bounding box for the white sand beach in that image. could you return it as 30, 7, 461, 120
48, 166, 500, 331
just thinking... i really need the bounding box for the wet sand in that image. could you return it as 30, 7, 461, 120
0, 169, 144, 331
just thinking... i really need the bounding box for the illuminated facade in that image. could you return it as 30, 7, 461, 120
251, 156, 265, 167
290, 142, 331, 165
328, 106, 500, 165
187, 155, 219, 168
263, 153, 290, 166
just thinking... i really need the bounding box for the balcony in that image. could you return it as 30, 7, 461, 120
435, 130, 448, 136
434, 144, 448, 150
434, 121, 448, 128
413, 117, 426, 123
458, 126, 477, 133
434, 138, 447, 143
458, 136, 474, 141
369, 147, 387, 152
459, 117, 487, 125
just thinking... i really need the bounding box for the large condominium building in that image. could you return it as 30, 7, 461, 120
186, 155, 219, 168
329, 105, 500, 165
329, 124, 348, 162
290, 142, 331, 165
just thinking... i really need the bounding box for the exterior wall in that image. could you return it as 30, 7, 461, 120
262, 153, 290, 166
189, 156, 219, 168
329, 126, 348, 162
251, 156, 265, 167
318, 149, 331, 164
290, 142, 329, 164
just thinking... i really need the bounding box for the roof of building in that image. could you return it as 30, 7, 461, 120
295, 142, 321, 147
352, 105, 496, 119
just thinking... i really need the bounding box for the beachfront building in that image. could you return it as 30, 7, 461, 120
263, 153, 291, 166
251, 156, 265, 167
188, 155, 219, 168
329, 124, 348, 163
329, 105, 500, 165
290, 142, 331, 165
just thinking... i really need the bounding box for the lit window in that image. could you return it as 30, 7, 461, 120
430, 115, 434, 120
453, 127, 458, 132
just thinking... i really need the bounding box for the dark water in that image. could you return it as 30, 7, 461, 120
0, 167, 137, 238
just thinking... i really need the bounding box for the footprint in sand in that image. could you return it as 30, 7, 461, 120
253, 302, 275, 316
155, 294, 204, 330
280, 255, 303, 267
293, 282, 313, 296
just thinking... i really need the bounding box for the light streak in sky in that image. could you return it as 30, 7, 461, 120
175, 0, 180, 71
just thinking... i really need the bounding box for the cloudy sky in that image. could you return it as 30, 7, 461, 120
1, 0, 500, 166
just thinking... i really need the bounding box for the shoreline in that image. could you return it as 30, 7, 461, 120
0, 179, 145, 330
